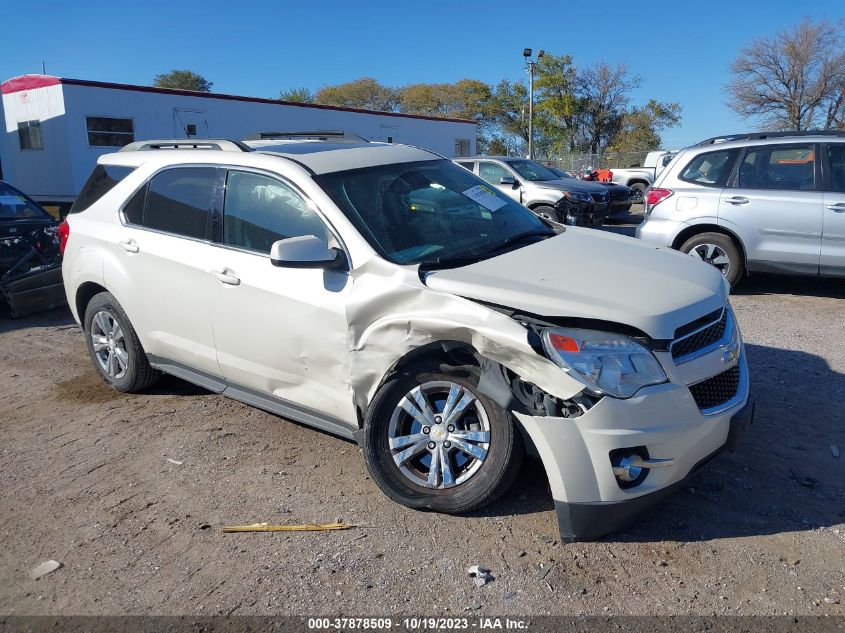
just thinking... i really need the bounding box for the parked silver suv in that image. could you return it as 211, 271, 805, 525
455, 157, 610, 226
636, 131, 845, 285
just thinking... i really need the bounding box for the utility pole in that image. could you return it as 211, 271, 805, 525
41, 61, 46, 75
523, 48, 544, 160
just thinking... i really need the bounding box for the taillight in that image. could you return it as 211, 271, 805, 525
645, 188, 673, 212
57, 220, 70, 255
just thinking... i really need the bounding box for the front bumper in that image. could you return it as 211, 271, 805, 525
553, 398, 754, 541
514, 350, 752, 541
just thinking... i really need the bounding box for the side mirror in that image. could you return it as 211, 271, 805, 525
270, 235, 347, 271
499, 175, 517, 187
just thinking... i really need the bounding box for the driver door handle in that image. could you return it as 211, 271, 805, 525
826, 202, 845, 212
118, 239, 139, 253
724, 196, 749, 205
211, 268, 240, 286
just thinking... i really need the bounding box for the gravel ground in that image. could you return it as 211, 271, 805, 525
0, 229, 843, 617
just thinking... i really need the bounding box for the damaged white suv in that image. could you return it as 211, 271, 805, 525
61, 135, 753, 540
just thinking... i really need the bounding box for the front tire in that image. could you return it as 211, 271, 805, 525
532, 204, 562, 223
362, 367, 523, 514
83, 292, 160, 393
680, 232, 745, 286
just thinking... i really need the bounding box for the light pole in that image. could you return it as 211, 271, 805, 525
523, 48, 544, 160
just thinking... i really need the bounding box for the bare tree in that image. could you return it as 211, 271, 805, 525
579, 63, 641, 154
726, 19, 845, 130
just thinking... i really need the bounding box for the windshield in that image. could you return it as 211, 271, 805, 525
549, 167, 575, 180
507, 160, 561, 182
0, 182, 52, 220
314, 159, 552, 265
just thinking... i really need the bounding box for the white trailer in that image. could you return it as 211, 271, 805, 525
1, 75, 477, 210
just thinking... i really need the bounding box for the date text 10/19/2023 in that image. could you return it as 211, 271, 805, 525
307, 617, 531, 630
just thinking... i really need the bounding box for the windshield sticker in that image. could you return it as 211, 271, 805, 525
0, 195, 25, 206
462, 185, 507, 212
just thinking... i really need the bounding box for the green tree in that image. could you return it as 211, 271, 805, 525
489, 79, 529, 154
153, 70, 213, 92
726, 18, 845, 130
606, 100, 682, 155
315, 77, 399, 111
534, 53, 582, 155
279, 87, 314, 103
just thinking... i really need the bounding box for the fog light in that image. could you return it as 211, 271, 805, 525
614, 455, 643, 482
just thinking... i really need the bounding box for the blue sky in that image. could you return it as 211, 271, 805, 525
3, 0, 843, 148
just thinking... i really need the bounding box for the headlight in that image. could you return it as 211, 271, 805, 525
541, 328, 667, 398
564, 190, 592, 203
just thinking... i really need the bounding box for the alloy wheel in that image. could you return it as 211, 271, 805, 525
689, 243, 731, 276
387, 381, 491, 489
90, 310, 129, 379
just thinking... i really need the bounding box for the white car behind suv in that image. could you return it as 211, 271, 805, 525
60, 134, 753, 540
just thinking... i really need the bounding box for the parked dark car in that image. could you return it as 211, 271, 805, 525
548, 167, 636, 216
0, 180, 65, 316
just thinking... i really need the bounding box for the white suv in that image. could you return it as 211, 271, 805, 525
60, 135, 753, 541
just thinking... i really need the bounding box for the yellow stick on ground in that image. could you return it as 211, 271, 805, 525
222, 522, 354, 533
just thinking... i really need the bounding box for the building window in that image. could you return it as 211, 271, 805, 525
185, 124, 197, 137
86, 116, 135, 147
454, 138, 471, 157
18, 120, 43, 150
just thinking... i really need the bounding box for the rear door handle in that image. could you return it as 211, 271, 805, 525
724, 196, 749, 205
211, 268, 240, 286
118, 239, 139, 253
826, 202, 845, 212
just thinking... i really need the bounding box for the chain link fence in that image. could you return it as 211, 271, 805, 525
544, 150, 652, 174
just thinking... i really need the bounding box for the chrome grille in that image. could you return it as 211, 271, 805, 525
671, 309, 730, 363
689, 365, 740, 411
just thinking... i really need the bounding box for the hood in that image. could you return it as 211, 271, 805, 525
532, 179, 608, 194
424, 229, 727, 340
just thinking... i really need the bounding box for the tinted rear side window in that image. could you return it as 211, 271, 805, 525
69, 164, 135, 214
141, 168, 217, 240
679, 149, 738, 187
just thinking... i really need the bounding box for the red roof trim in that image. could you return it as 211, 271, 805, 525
1, 75, 61, 94
2, 75, 475, 125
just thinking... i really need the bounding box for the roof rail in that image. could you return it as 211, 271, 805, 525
696, 130, 845, 146
119, 139, 252, 152
244, 130, 368, 143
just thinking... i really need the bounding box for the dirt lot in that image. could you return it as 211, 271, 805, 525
1, 257, 844, 616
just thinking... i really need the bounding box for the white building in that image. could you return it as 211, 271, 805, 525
0, 75, 477, 208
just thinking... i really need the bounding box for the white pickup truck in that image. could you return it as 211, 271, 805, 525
609, 151, 676, 202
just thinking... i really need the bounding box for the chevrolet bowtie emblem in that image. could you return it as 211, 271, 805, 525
722, 341, 740, 365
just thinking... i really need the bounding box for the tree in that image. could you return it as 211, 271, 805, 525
489, 79, 530, 155
606, 99, 682, 155
534, 53, 581, 154
314, 77, 399, 112
578, 62, 641, 154
726, 18, 845, 130
153, 70, 213, 92
279, 87, 313, 103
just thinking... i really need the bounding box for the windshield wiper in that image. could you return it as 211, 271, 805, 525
418, 254, 489, 271
482, 230, 554, 256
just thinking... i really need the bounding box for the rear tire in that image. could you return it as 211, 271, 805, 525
629, 182, 647, 203
83, 292, 160, 393
362, 366, 523, 514
680, 232, 745, 287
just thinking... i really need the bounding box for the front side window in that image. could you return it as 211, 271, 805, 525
506, 160, 560, 182
133, 167, 217, 239
223, 171, 328, 253
86, 116, 135, 147
478, 161, 511, 183
828, 144, 845, 193
315, 159, 552, 266
738, 145, 815, 190
0, 181, 52, 220
17, 120, 43, 150
679, 149, 737, 187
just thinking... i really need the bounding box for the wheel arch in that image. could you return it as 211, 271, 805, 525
75, 281, 109, 328
671, 223, 747, 266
